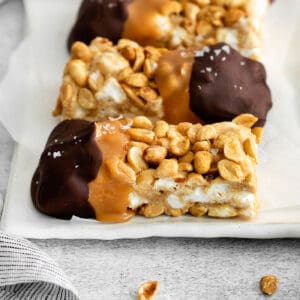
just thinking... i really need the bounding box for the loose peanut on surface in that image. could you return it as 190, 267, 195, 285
137, 281, 159, 300
260, 275, 279, 296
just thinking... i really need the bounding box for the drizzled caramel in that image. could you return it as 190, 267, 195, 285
122, 0, 170, 47
88, 120, 134, 223
155, 49, 201, 124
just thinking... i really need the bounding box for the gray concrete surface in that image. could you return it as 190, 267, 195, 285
0, 1, 299, 299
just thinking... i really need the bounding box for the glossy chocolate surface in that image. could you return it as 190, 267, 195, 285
189, 43, 272, 126
68, 0, 131, 49
31, 120, 102, 219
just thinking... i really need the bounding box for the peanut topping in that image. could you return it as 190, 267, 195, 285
252, 127, 263, 144
127, 146, 149, 173
218, 159, 244, 182
194, 151, 214, 174
208, 205, 238, 218
128, 128, 155, 144
189, 204, 208, 217
71, 41, 91, 62
144, 146, 167, 164
67, 59, 87, 87
154, 120, 169, 137
179, 151, 194, 163
232, 113, 258, 128
139, 203, 164, 218
132, 116, 153, 129
197, 125, 217, 141
224, 137, 245, 163
137, 169, 156, 187
169, 136, 190, 156
243, 138, 257, 162
78, 88, 97, 109
156, 159, 179, 178
193, 141, 211, 152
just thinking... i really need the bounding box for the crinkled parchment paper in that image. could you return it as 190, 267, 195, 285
0, 0, 299, 238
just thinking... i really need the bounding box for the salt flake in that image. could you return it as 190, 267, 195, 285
214, 49, 222, 56
222, 45, 230, 54
53, 151, 62, 159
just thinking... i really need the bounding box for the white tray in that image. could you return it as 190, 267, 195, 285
0, 0, 300, 239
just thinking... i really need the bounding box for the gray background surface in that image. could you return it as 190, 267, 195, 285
0, 1, 299, 299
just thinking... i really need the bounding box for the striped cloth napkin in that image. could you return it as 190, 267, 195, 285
0, 232, 79, 299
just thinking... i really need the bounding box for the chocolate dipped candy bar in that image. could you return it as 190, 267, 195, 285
32, 114, 261, 223
68, 0, 271, 60
54, 38, 272, 126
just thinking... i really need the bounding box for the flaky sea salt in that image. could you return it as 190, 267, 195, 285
214, 49, 221, 56
222, 45, 230, 54
53, 151, 62, 159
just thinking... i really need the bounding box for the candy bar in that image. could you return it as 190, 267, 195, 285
32, 114, 261, 223
54, 38, 272, 126
68, 0, 271, 59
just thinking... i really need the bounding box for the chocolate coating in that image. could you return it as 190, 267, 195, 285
68, 0, 131, 49
31, 120, 102, 220
189, 43, 272, 127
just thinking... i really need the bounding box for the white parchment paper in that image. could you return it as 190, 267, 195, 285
0, 0, 299, 238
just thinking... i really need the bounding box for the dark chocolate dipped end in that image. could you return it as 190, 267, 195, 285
189, 43, 272, 127
31, 120, 102, 220
67, 0, 131, 50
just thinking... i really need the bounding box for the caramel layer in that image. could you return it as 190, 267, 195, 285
88, 120, 134, 222
122, 0, 169, 47
155, 49, 201, 124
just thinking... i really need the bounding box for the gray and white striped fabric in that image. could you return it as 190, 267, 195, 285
0, 232, 79, 299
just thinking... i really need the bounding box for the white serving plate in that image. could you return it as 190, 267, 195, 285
0, 0, 300, 239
